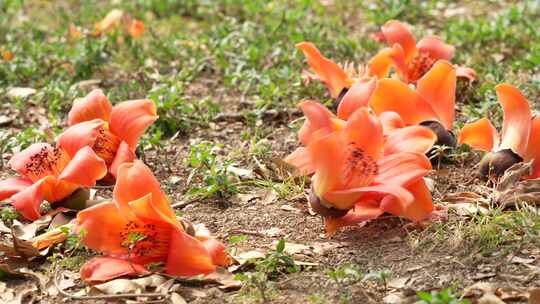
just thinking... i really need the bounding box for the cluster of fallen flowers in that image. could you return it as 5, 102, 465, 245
0, 89, 229, 284
70, 9, 145, 40
286, 20, 540, 236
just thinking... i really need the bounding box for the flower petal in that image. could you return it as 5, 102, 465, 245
10, 176, 55, 221
416, 36, 455, 60
128, 19, 144, 38
298, 100, 336, 145
77, 201, 130, 255
109, 99, 158, 151
417, 60, 456, 129
369, 78, 438, 126
109, 141, 136, 178
381, 20, 417, 62
80, 257, 148, 282
0, 177, 32, 201
456, 66, 476, 82
113, 161, 176, 224
380, 178, 433, 222
324, 202, 384, 236
309, 132, 345, 200
384, 126, 436, 155
496, 83, 532, 156
194, 224, 230, 266
343, 107, 384, 160
337, 77, 377, 120
57, 119, 104, 158
458, 118, 500, 151
283, 147, 315, 175
379, 111, 405, 135
324, 184, 414, 210
8, 143, 54, 177
296, 42, 350, 98
374, 152, 432, 186
58, 146, 107, 187
68, 89, 112, 126
165, 229, 217, 276
367, 47, 396, 78
526, 116, 540, 178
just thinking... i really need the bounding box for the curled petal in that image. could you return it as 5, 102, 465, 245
298, 100, 337, 145
324, 202, 384, 236
337, 77, 377, 120
374, 152, 432, 187
10, 176, 55, 221
283, 147, 315, 175
57, 119, 104, 158
381, 20, 417, 62
68, 89, 112, 126
387, 43, 409, 80
77, 201, 130, 255
496, 83, 532, 156
417, 36, 455, 60
525, 116, 540, 179
380, 179, 433, 222
370, 78, 438, 126
456, 66, 476, 82
109, 99, 158, 151
58, 146, 107, 187
458, 118, 500, 151
384, 126, 436, 155
417, 60, 457, 129
80, 257, 148, 282
367, 48, 396, 79
194, 225, 230, 266
109, 141, 136, 178
379, 111, 405, 135
114, 161, 176, 224
0, 177, 32, 200
165, 229, 217, 276
296, 42, 350, 98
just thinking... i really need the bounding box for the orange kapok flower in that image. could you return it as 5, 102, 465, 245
369, 60, 458, 147
371, 20, 476, 83
285, 101, 435, 235
58, 89, 158, 178
2, 50, 14, 61
458, 83, 540, 178
76, 160, 229, 282
128, 19, 144, 39
0, 144, 107, 220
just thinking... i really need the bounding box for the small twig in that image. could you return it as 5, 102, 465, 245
53, 267, 167, 301
171, 200, 196, 209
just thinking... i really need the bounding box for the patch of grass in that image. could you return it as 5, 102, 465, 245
417, 288, 470, 304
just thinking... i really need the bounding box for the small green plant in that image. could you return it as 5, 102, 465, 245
235, 240, 299, 303
326, 264, 363, 303
187, 141, 238, 199
0, 207, 20, 224
47, 227, 88, 271
363, 268, 392, 292
417, 288, 470, 304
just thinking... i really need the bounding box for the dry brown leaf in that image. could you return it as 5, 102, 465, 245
6, 87, 36, 99
529, 288, 540, 304
170, 292, 188, 304
442, 191, 485, 203
93, 274, 167, 294
496, 161, 533, 191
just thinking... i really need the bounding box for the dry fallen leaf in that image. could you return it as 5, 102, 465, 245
93, 274, 167, 294
7, 87, 36, 100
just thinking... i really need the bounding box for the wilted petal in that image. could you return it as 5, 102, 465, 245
417, 60, 456, 130
337, 77, 377, 120
458, 118, 500, 151
370, 78, 438, 126
296, 42, 350, 98
496, 83, 532, 156
381, 20, 417, 62
109, 99, 158, 151
456, 66, 476, 82
384, 126, 436, 155
68, 89, 112, 126
417, 36, 455, 60
80, 257, 148, 282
